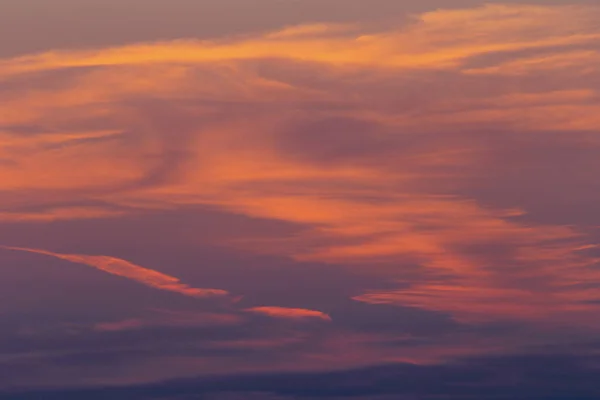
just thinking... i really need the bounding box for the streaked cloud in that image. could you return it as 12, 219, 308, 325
245, 307, 332, 321
1, 4, 598, 78
1, 246, 333, 330
1, 245, 230, 298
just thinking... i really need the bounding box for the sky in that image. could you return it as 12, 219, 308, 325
1, 0, 600, 399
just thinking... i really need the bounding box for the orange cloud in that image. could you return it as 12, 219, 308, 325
1, 3, 600, 329
1, 246, 229, 298
0, 4, 598, 78
463, 50, 600, 76
0, 207, 125, 222
245, 307, 332, 321
2, 245, 335, 328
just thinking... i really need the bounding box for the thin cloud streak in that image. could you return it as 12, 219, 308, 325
1, 246, 334, 325
0, 245, 229, 298
0, 4, 599, 78
245, 306, 332, 321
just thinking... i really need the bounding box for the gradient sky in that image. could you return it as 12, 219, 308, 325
1, 1, 600, 399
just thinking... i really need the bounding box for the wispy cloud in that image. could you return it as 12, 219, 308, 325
93, 310, 243, 332
0, 4, 598, 77
0, 246, 229, 298
1, 2, 600, 342
245, 307, 332, 321
1, 245, 334, 327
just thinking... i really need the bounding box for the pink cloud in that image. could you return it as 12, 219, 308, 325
1, 245, 229, 298
0, 2, 599, 351
245, 306, 332, 321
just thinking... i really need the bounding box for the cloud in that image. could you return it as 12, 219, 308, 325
245, 307, 332, 321
93, 310, 244, 332
0, 207, 124, 222
1, 245, 332, 332
463, 49, 600, 76
4, 353, 600, 400
1, 1, 600, 365
0, 4, 598, 78
0, 246, 229, 298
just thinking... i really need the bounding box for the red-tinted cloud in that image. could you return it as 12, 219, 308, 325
1, 245, 229, 298
245, 306, 332, 321
1, 3, 600, 371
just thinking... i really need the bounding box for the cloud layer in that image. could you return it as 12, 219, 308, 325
1, 1, 600, 392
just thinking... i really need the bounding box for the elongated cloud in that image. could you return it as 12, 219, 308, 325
1, 246, 334, 325
0, 4, 598, 78
0, 246, 229, 298
245, 307, 332, 321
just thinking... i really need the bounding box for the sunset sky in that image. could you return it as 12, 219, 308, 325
1, 1, 600, 399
